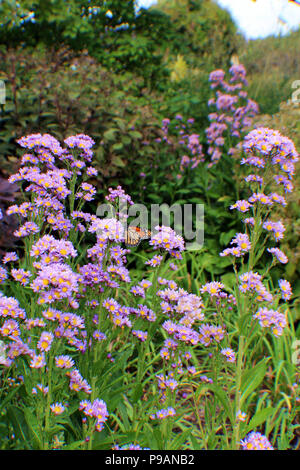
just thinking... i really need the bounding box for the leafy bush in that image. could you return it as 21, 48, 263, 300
152, 0, 240, 122
0, 0, 169, 87
0, 46, 162, 184
238, 29, 300, 114
155, 0, 238, 68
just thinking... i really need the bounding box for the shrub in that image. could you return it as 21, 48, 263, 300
0, 46, 162, 185
238, 29, 300, 115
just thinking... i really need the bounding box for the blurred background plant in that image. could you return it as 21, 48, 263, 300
238, 29, 300, 115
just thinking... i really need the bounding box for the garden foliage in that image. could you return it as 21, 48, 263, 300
0, 123, 298, 450
0, 0, 299, 452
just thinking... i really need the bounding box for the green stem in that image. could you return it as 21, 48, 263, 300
43, 355, 53, 449
232, 335, 245, 450
191, 387, 207, 450
87, 376, 98, 450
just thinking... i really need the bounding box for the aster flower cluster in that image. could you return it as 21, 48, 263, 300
67, 368, 91, 393
112, 444, 150, 450
239, 271, 272, 303
79, 217, 132, 295
79, 399, 109, 432
7, 133, 98, 240
221, 348, 236, 363
102, 294, 158, 333
253, 307, 287, 337
157, 115, 204, 178
198, 323, 225, 347
150, 407, 176, 420
28, 237, 79, 307
157, 286, 204, 326
73, 197, 136, 296
50, 402, 67, 415
0, 133, 114, 448
11, 268, 32, 286
206, 64, 259, 166
88, 217, 125, 243
220, 233, 251, 258
240, 432, 273, 450
155, 279, 238, 380
219, 127, 298, 336
31, 262, 80, 306
105, 185, 134, 221
149, 226, 185, 256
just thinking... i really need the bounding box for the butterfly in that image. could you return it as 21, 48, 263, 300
124, 226, 151, 246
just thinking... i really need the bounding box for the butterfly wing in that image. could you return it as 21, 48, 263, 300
139, 229, 152, 240
125, 227, 141, 246
125, 227, 151, 246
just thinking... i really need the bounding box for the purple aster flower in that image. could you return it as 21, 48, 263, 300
132, 330, 148, 342
145, 255, 163, 267
30, 353, 46, 369
221, 348, 236, 363
50, 403, 66, 415
2, 252, 19, 264
278, 279, 292, 300
149, 226, 185, 254
267, 247, 288, 264
55, 355, 75, 369
230, 200, 252, 212
254, 307, 287, 336
0, 266, 8, 284
240, 432, 273, 450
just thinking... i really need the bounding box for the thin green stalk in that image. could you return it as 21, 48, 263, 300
191, 387, 207, 450
232, 335, 245, 450
43, 354, 54, 449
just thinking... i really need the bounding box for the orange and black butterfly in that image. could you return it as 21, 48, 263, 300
124, 226, 151, 247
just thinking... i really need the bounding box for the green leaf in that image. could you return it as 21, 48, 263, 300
63, 440, 84, 450
112, 156, 126, 168
189, 432, 202, 450
7, 406, 31, 449
195, 383, 234, 425
112, 142, 124, 151
241, 359, 268, 407
103, 128, 118, 141
210, 384, 234, 425
131, 383, 143, 402
0, 386, 21, 413
169, 428, 192, 450
219, 229, 236, 245
23, 408, 44, 449
129, 130, 142, 139
243, 407, 275, 437
221, 272, 236, 288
